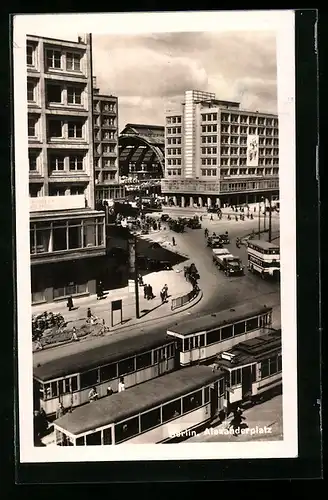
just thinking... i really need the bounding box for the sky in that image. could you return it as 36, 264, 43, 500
91, 31, 277, 131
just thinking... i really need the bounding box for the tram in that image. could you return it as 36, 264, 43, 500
212, 329, 282, 413
167, 302, 273, 366
33, 331, 178, 419
52, 365, 226, 446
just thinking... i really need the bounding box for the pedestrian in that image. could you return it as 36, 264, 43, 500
138, 274, 144, 286
143, 284, 148, 299
97, 281, 104, 300
67, 296, 73, 311
172, 236, 176, 246
148, 284, 154, 300
158, 221, 161, 230
118, 377, 125, 392
71, 326, 79, 342
210, 214, 213, 221
87, 307, 92, 320
163, 284, 168, 300
160, 289, 165, 303
56, 402, 65, 419
107, 385, 113, 396
88, 387, 98, 402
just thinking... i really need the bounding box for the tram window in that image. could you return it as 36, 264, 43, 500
154, 349, 159, 364
219, 378, 224, 396
58, 379, 70, 395
183, 338, 190, 351
136, 351, 152, 370
167, 343, 175, 358
50, 381, 57, 398
199, 334, 205, 347
100, 363, 117, 382
71, 376, 78, 392
118, 357, 135, 376
251, 365, 257, 382
221, 325, 233, 340
231, 369, 241, 386
140, 408, 161, 432
260, 360, 269, 378
76, 436, 85, 446
162, 399, 181, 422
80, 369, 99, 389
204, 387, 210, 403
175, 339, 183, 353
234, 321, 246, 336
103, 427, 112, 445
115, 416, 140, 443
207, 329, 221, 345
269, 357, 278, 374
86, 431, 102, 446
246, 317, 259, 331
278, 355, 282, 372
182, 390, 203, 413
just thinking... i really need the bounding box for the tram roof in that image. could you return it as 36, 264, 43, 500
216, 330, 281, 368
54, 365, 224, 435
247, 240, 279, 250
34, 330, 171, 381
167, 302, 272, 337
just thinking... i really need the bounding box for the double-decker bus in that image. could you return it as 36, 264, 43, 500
247, 239, 280, 279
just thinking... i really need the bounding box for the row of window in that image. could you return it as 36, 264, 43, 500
202, 125, 217, 133
166, 116, 182, 124
166, 169, 182, 176
201, 158, 217, 166
221, 167, 279, 175
166, 127, 182, 135
221, 159, 279, 167
29, 151, 87, 173
93, 102, 116, 113
40, 344, 176, 400
69, 381, 224, 445
167, 137, 182, 145
95, 131, 117, 142
167, 148, 182, 155
248, 244, 280, 256
261, 355, 282, 378
95, 158, 117, 168
176, 314, 270, 352
32, 282, 88, 304
30, 218, 104, 255
94, 116, 116, 127
221, 126, 278, 136
248, 256, 280, 269
27, 81, 86, 107
201, 169, 217, 177
221, 114, 278, 126
220, 147, 278, 156
221, 179, 279, 192
167, 159, 182, 166
222, 138, 279, 146
29, 185, 85, 198
27, 44, 83, 73
95, 187, 125, 200
28, 115, 87, 140
95, 143, 116, 155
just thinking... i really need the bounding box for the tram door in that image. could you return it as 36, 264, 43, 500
156, 347, 167, 376
210, 382, 219, 419
241, 365, 252, 400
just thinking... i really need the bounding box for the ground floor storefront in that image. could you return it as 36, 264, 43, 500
162, 191, 279, 209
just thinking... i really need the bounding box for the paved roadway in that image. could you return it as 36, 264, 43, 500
33, 210, 280, 365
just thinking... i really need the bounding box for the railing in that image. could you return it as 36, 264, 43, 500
171, 286, 199, 311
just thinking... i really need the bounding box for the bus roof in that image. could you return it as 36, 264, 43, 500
167, 302, 272, 337
34, 330, 171, 381
53, 365, 224, 435
247, 240, 279, 250
216, 330, 281, 369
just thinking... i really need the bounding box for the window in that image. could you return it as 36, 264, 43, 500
136, 352, 152, 370
71, 376, 78, 392
68, 121, 83, 138
99, 363, 117, 382
48, 120, 63, 138
183, 338, 190, 351
80, 369, 99, 389
49, 155, 65, 171
58, 378, 70, 395
278, 354, 282, 372
47, 84, 62, 104
260, 359, 269, 378
68, 87, 82, 105
118, 357, 135, 376
206, 329, 221, 345
231, 369, 241, 386
27, 81, 35, 102
66, 52, 81, 71
115, 417, 140, 443
221, 325, 233, 340
86, 431, 102, 446
162, 399, 181, 422
246, 317, 259, 331
29, 151, 38, 171
140, 408, 161, 432
49, 186, 66, 197
46, 49, 61, 69
204, 386, 210, 404
50, 381, 58, 398
103, 428, 112, 445
269, 357, 278, 374
28, 116, 37, 137
68, 224, 82, 249
70, 186, 85, 196
219, 378, 224, 396
234, 321, 245, 336
69, 155, 84, 171
26, 44, 34, 65
182, 390, 203, 413
76, 436, 85, 446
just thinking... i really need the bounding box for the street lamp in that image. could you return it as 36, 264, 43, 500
258, 196, 264, 239
128, 231, 140, 319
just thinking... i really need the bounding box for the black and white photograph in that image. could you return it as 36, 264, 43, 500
13, 10, 298, 462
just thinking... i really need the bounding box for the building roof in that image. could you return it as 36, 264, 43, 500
54, 365, 224, 435
248, 240, 280, 250
167, 302, 272, 337
215, 330, 281, 369
34, 329, 172, 381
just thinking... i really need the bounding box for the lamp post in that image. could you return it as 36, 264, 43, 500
128, 232, 140, 319
268, 194, 272, 242
258, 196, 264, 239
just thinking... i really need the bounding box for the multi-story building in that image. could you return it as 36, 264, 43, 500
161, 90, 279, 208
27, 33, 106, 304
93, 78, 125, 202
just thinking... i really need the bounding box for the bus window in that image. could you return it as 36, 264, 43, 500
183, 338, 190, 351
50, 381, 57, 398
118, 357, 135, 376
182, 390, 203, 413
136, 352, 152, 370
204, 386, 210, 404
80, 369, 99, 390
76, 436, 85, 446
103, 427, 112, 445
140, 408, 161, 432
207, 329, 221, 345
100, 363, 117, 382
162, 398, 181, 422
115, 417, 140, 444
246, 317, 259, 331
86, 431, 102, 446
221, 325, 233, 340
71, 376, 78, 392
234, 321, 246, 336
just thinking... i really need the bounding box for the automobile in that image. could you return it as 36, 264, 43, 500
207, 236, 223, 248
161, 214, 170, 221
186, 218, 201, 229
218, 233, 230, 244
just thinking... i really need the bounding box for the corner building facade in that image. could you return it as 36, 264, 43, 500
161, 90, 279, 208
27, 34, 106, 304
